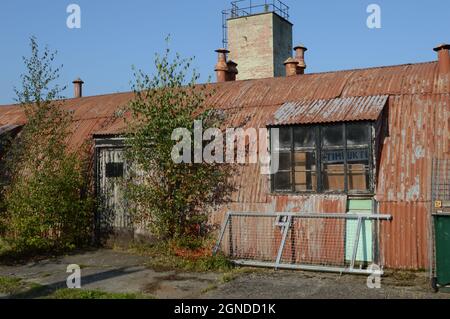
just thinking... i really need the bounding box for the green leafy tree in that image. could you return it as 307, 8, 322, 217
1, 36, 93, 253
124, 42, 234, 241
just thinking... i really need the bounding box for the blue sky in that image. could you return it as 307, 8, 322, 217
0, 0, 449, 104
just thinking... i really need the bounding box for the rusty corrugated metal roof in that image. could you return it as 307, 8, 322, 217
0, 61, 443, 139
268, 95, 389, 126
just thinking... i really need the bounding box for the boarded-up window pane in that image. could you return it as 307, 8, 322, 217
295, 152, 316, 168
348, 164, 369, 191
294, 151, 317, 191
323, 164, 345, 191
347, 147, 369, 192
295, 171, 318, 191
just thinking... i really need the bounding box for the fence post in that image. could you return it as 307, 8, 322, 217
229, 214, 234, 257
275, 215, 292, 270
350, 217, 363, 270
213, 212, 230, 255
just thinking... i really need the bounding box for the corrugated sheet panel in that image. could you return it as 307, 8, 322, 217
376, 94, 450, 202
268, 95, 388, 126
379, 201, 430, 270
210, 194, 347, 231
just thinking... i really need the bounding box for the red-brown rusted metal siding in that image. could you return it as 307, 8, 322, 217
379, 201, 430, 270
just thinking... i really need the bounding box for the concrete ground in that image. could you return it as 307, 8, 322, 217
0, 249, 448, 299
203, 269, 448, 299
0, 249, 220, 299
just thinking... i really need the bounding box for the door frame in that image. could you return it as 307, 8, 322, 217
93, 136, 126, 241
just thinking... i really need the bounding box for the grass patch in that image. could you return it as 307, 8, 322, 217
125, 240, 234, 273
383, 270, 427, 287
0, 275, 154, 299
220, 267, 267, 284
47, 289, 154, 299
201, 283, 218, 294
201, 267, 267, 295
0, 276, 24, 295
0, 276, 45, 297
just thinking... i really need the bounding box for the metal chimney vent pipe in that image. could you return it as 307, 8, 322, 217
72, 78, 84, 98
434, 44, 450, 75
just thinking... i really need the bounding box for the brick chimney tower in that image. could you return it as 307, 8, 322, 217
225, 1, 293, 80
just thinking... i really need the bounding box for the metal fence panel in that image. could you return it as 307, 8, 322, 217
214, 212, 391, 275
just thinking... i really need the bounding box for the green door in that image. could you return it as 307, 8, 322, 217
435, 214, 450, 286
345, 199, 373, 263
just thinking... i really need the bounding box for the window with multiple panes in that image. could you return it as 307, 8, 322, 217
270, 122, 373, 194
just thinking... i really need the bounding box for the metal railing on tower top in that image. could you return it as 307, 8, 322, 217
222, 0, 290, 48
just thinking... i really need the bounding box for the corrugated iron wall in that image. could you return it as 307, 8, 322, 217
375, 93, 449, 269
215, 91, 450, 270
378, 202, 429, 269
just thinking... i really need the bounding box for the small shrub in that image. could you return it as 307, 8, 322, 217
174, 236, 204, 250
194, 254, 234, 272
123, 38, 235, 241
4, 152, 93, 254
1, 37, 94, 256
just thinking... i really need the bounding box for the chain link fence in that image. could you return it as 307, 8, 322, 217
214, 212, 391, 275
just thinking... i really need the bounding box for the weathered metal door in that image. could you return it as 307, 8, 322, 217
435, 212, 450, 286
431, 159, 450, 289
345, 199, 373, 263
97, 147, 131, 233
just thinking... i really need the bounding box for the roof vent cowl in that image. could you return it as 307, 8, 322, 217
294, 45, 308, 75
434, 44, 450, 75
72, 78, 84, 98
